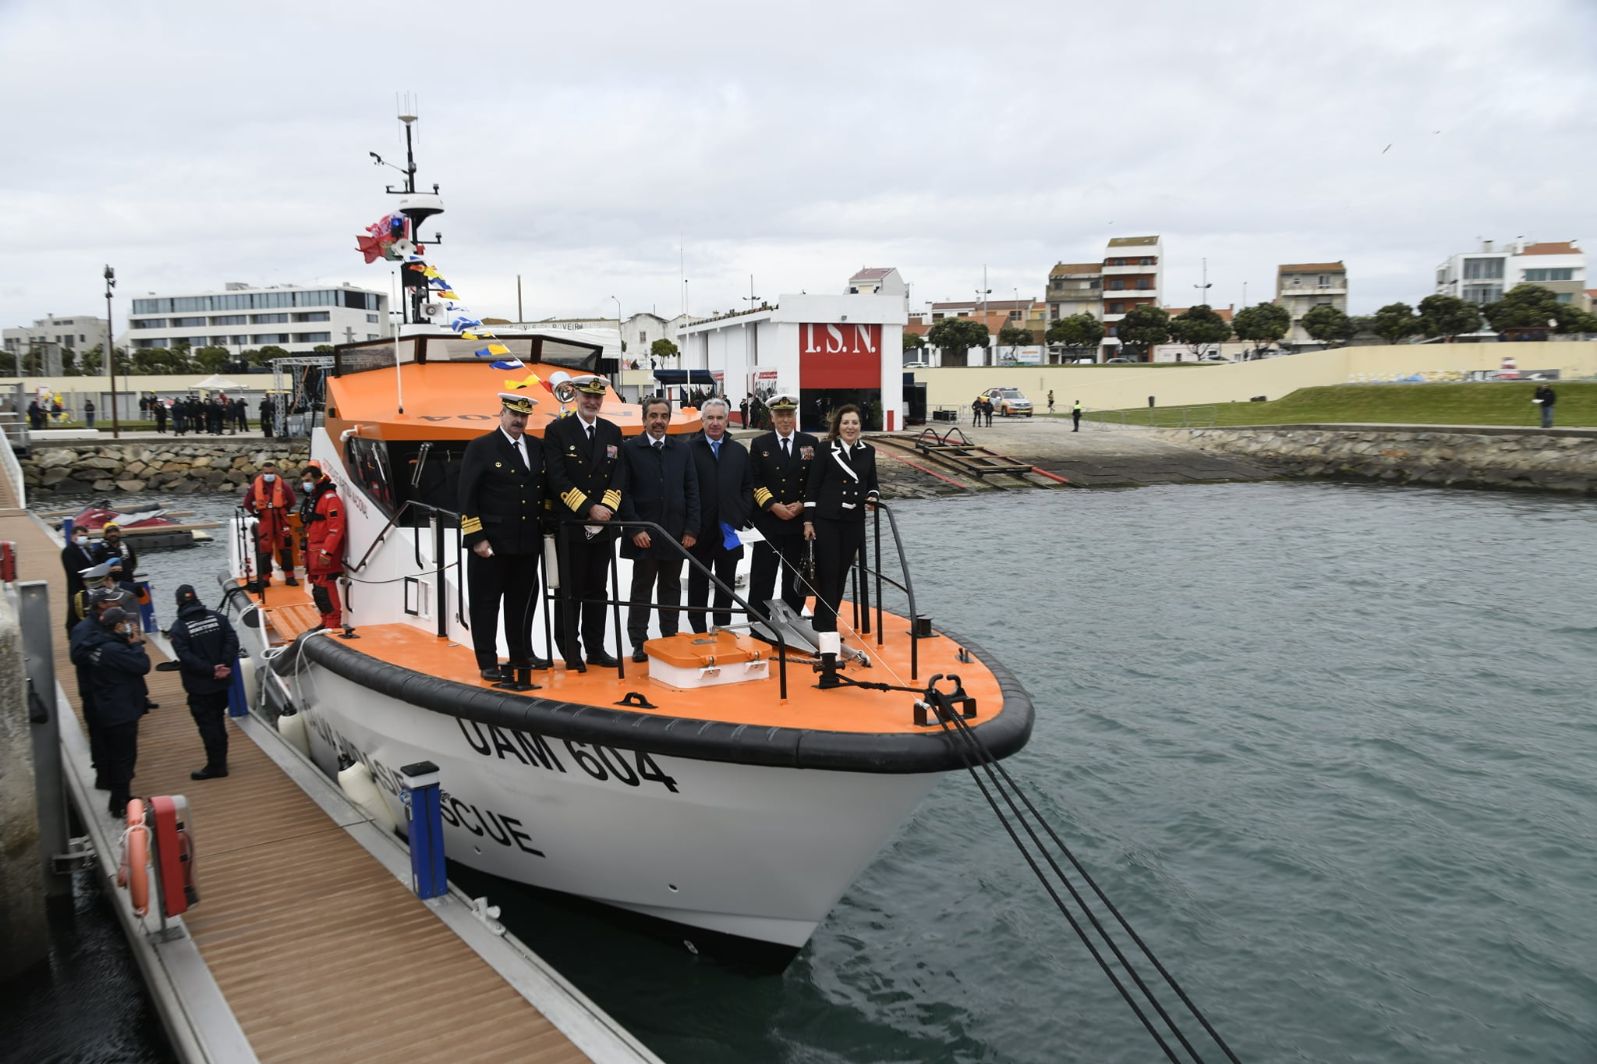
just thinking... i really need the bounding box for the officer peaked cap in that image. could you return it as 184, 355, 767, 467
766, 392, 799, 411
497, 392, 535, 415
570, 375, 609, 396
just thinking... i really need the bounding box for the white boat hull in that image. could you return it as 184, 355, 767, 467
269, 661, 938, 950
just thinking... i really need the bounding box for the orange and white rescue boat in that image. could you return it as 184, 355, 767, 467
222, 136, 1032, 961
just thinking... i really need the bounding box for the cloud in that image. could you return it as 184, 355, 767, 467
2, 0, 1591, 332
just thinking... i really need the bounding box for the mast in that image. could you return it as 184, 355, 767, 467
369, 102, 445, 327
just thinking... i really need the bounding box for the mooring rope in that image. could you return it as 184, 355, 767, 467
925, 685, 1242, 1064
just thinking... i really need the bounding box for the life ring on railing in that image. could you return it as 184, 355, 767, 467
116, 797, 150, 916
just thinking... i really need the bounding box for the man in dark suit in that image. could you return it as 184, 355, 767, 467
60, 525, 99, 639
686, 398, 753, 632
618, 396, 699, 662
544, 375, 627, 669
747, 392, 818, 619
459, 391, 547, 680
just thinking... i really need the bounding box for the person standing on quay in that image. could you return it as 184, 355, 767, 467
153, 398, 167, 434
1047, 390, 1055, 414
618, 396, 699, 662
748, 393, 817, 619
1072, 399, 1083, 432
802, 404, 880, 640
1533, 383, 1556, 429
544, 375, 625, 668
84, 399, 96, 429
95, 521, 139, 596
60, 525, 99, 638
168, 584, 239, 780
259, 394, 275, 438
459, 392, 547, 679
242, 462, 297, 593
301, 464, 348, 631
74, 606, 150, 819
686, 398, 752, 633
70, 588, 117, 789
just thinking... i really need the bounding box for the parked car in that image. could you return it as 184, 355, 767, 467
981, 387, 1033, 416
1105, 357, 1135, 364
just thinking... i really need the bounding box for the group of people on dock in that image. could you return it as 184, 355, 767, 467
457, 379, 880, 678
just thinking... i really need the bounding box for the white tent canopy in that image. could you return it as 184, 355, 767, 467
192, 374, 245, 391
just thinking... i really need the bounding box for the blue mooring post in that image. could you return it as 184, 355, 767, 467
399, 761, 446, 900
226, 655, 248, 717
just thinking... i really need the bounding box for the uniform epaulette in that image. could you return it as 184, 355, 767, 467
601, 489, 621, 510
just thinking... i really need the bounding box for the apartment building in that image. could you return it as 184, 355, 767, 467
1101, 235, 1163, 335
1275, 261, 1348, 343
3, 314, 111, 373
1435, 239, 1587, 307
1046, 263, 1103, 322
126, 281, 389, 354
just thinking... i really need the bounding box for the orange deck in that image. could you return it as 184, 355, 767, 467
246, 576, 1008, 736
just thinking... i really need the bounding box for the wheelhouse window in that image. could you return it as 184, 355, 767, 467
344, 436, 396, 515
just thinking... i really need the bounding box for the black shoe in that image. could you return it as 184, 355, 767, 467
284, 576, 299, 587
631, 647, 648, 663
479, 666, 508, 682
530, 656, 553, 670
108, 804, 126, 820
190, 767, 229, 780
145, 699, 159, 710
586, 651, 619, 668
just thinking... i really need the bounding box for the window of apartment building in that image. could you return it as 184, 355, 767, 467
1136, 281, 1151, 290
251, 313, 289, 324
342, 290, 377, 310
1107, 279, 1123, 290
251, 333, 292, 344
1463, 258, 1504, 280
300, 332, 332, 343
1555, 292, 1572, 303
1108, 302, 1125, 314
292, 311, 331, 322
1524, 268, 1574, 282
211, 315, 247, 326
134, 338, 157, 349
132, 319, 164, 329
1463, 286, 1503, 304
367, 314, 381, 323
172, 316, 206, 327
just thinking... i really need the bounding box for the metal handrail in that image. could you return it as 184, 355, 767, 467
0, 420, 27, 509
868, 501, 920, 681
553, 517, 790, 700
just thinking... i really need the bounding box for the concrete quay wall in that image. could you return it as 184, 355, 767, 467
1157, 425, 1597, 495
23, 439, 310, 498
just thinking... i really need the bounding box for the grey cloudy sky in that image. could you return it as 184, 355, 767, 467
4, 0, 1593, 335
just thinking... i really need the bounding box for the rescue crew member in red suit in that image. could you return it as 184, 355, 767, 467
241, 461, 297, 593
301, 464, 346, 630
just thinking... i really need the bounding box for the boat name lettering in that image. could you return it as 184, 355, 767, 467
562, 739, 680, 793
438, 795, 544, 856
458, 719, 567, 773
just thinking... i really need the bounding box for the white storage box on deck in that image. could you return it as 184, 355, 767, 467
646, 631, 770, 690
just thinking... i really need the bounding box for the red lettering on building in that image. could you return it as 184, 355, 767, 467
799, 323, 881, 388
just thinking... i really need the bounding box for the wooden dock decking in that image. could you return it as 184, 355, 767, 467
4, 499, 655, 1063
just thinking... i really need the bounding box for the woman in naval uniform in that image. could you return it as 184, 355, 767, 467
801, 404, 879, 637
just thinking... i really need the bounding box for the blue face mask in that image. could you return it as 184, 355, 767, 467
263, 473, 277, 483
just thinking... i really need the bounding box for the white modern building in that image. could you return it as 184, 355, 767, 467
3, 314, 111, 372
126, 282, 389, 354
1436, 239, 1587, 306
676, 292, 908, 432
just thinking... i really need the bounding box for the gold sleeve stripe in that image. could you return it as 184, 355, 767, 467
562, 488, 586, 512
753, 487, 773, 507
601, 490, 621, 510
460, 516, 483, 534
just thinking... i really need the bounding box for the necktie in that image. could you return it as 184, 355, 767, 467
711, 439, 720, 460
781, 437, 790, 457
653, 439, 663, 451
586, 423, 594, 443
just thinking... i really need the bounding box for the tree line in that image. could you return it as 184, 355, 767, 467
5, 341, 335, 378
907, 283, 1595, 360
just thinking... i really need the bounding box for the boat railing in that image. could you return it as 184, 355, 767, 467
0, 418, 27, 509
553, 518, 791, 700
343, 497, 468, 637
862, 501, 921, 682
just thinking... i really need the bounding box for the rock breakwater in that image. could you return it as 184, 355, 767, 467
23, 440, 310, 497
1158, 425, 1597, 495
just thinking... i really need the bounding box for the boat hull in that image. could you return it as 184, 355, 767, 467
266, 659, 939, 950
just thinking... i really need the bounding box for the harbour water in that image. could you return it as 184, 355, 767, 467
24, 482, 1597, 1062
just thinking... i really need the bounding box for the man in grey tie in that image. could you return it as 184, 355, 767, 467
686, 398, 753, 631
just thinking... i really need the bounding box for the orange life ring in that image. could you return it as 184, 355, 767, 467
116, 797, 150, 916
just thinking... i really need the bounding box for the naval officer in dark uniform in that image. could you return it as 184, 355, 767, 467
544, 375, 627, 668
802, 404, 880, 636
459, 391, 548, 680
747, 392, 818, 619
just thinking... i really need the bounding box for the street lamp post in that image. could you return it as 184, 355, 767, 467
610, 295, 623, 364
104, 265, 119, 439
